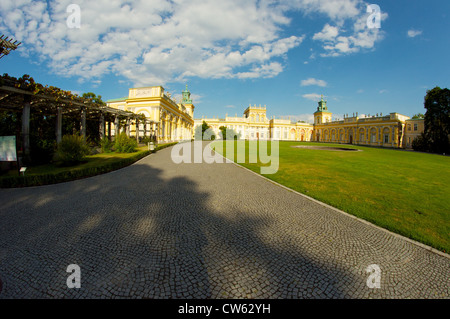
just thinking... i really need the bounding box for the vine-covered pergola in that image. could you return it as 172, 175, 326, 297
0, 74, 156, 162
0, 35, 21, 60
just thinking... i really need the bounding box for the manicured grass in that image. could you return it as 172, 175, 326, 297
212, 140, 450, 253
0, 143, 177, 188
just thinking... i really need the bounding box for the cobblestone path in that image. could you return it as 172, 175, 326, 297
0, 142, 448, 298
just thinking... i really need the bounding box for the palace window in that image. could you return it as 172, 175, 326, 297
414, 123, 418, 131
407, 124, 411, 131
384, 134, 389, 143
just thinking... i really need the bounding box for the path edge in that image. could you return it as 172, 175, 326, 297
209, 142, 450, 260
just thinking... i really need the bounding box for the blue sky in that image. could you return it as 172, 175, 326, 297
1, 0, 449, 123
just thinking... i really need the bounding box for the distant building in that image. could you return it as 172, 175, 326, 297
403, 118, 425, 149
107, 87, 423, 148
194, 96, 424, 149
195, 104, 313, 142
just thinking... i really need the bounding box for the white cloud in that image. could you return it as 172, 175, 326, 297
284, 0, 362, 21
312, 3, 388, 57
289, 114, 314, 124
407, 29, 422, 38
0, 0, 387, 86
301, 78, 327, 87
236, 62, 284, 79
302, 93, 323, 101
312, 24, 339, 42
0, 0, 306, 85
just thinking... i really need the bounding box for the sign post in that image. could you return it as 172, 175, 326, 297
0, 136, 19, 175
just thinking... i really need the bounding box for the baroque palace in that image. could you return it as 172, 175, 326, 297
194, 96, 423, 149
107, 85, 423, 149
107, 85, 195, 142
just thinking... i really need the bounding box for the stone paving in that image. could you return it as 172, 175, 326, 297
0, 142, 448, 299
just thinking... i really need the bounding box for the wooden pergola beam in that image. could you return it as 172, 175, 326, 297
0, 85, 138, 119
0, 35, 21, 59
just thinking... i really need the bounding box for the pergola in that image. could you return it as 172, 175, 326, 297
0, 35, 21, 59
0, 81, 157, 160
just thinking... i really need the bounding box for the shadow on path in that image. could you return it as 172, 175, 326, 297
0, 148, 373, 298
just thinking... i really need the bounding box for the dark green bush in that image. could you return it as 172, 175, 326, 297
140, 136, 153, 144
100, 138, 114, 153
30, 138, 56, 165
55, 134, 90, 166
412, 133, 429, 152
114, 132, 138, 153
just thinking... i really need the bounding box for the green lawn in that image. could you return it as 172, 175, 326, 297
212, 140, 450, 253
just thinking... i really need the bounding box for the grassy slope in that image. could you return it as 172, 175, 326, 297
212, 140, 450, 253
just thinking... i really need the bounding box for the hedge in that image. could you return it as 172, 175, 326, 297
0, 142, 177, 188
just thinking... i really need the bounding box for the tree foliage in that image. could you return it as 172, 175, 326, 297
418, 87, 450, 154
219, 126, 241, 140
82, 92, 106, 106
194, 120, 216, 140
411, 113, 424, 119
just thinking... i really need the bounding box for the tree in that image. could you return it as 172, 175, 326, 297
194, 121, 216, 140
219, 126, 241, 140
422, 87, 450, 154
411, 113, 424, 119
82, 92, 105, 105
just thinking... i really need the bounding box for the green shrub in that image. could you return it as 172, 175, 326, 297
100, 138, 114, 153
412, 133, 429, 152
140, 136, 153, 145
114, 132, 138, 153
30, 138, 56, 165
55, 134, 90, 166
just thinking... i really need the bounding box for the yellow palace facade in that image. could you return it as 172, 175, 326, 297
107, 85, 422, 149
195, 97, 422, 149
195, 104, 314, 142
312, 97, 411, 148
107, 85, 195, 143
